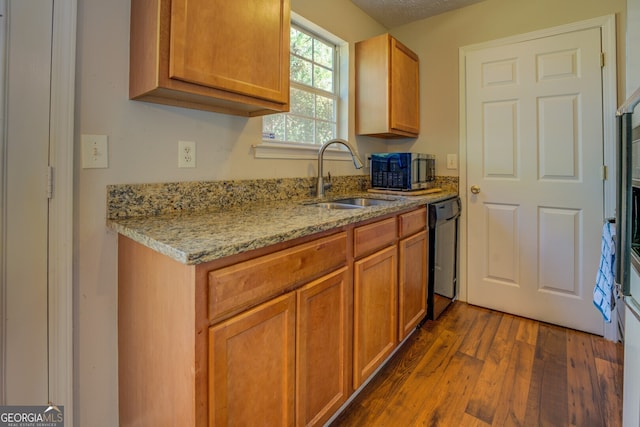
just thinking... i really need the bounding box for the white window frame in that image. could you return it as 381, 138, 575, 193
254, 13, 351, 161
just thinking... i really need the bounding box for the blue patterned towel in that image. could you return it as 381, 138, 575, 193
593, 222, 616, 322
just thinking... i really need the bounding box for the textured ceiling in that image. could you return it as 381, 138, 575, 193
351, 0, 486, 28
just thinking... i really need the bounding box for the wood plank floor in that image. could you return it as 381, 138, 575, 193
330, 302, 624, 427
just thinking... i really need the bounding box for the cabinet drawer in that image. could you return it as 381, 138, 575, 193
399, 207, 426, 238
208, 232, 347, 323
354, 218, 397, 258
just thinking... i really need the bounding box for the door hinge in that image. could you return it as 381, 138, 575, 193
601, 164, 608, 181
601, 52, 605, 68
47, 166, 54, 199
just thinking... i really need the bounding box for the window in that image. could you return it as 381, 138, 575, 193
261, 22, 341, 147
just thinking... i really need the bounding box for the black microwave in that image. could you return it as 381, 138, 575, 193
370, 153, 435, 191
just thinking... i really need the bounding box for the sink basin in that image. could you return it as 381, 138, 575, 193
308, 202, 365, 210
332, 197, 395, 207
306, 197, 397, 210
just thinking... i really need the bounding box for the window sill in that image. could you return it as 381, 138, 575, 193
252, 141, 353, 161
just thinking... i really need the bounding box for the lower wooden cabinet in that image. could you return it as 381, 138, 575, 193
352, 208, 427, 389
209, 267, 350, 427
118, 206, 429, 426
398, 230, 428, 340
353, 245, 398, 389
296, 267, 351, 426
209, 292, 296, 426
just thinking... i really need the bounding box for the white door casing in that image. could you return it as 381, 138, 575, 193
461, 18, 616, 335
48, 0, 76, 419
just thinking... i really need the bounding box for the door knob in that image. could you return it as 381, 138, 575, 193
470, 185, 481, 194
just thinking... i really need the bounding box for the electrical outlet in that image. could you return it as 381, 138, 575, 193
178, 141, 196, 168
81, 134, 108, 168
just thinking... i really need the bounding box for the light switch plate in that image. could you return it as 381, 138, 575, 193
446, 154, 457, 170
81, 134, 108, 169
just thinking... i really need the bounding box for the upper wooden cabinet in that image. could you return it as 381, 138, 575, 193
129, 0, 290, 117
355, 33, 420, 138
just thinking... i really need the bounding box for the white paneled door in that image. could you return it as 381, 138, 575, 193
465, 27, 605, 335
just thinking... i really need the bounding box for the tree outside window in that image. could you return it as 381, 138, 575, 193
262, 25, 338, 145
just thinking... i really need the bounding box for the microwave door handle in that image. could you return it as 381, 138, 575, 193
417, 157, 425, 182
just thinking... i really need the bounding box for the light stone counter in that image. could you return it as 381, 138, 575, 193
106, 176, 458, 265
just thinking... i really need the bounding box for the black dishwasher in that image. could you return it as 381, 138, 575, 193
427, 196, 460, 320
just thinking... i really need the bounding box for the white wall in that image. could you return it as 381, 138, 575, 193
74, 0, 627, 424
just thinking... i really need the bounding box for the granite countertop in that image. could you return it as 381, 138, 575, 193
108, 191, 457, 265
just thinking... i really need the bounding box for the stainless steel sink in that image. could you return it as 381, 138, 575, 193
306, 197, 397, 210
308, 202, 365, 210
332, 197, 395, 207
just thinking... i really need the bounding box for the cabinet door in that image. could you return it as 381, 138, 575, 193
296, 267, 351, 427
390, 37, 420, 136
398, 230, 428, 340
169, 0, 290, 104
209, 293, 296, 426
353, 245, 398, 388
355, 33, 419, 138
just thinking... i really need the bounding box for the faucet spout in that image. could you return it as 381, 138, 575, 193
316, 138, 364, 198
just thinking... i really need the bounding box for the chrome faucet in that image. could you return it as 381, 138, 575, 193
316, 138, 364, 198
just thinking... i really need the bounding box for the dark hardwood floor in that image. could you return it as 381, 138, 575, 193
331, 302, 624, 427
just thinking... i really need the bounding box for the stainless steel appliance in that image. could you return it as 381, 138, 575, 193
370, 152, 435, 191
617, 87, 640, 327
427, 196, 461, 320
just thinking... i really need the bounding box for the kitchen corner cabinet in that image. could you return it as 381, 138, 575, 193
355, 33, 420, 138
129, 0, 290, 117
